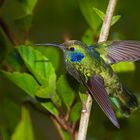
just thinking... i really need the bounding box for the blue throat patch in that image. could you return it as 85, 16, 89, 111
70, 52, 84, 62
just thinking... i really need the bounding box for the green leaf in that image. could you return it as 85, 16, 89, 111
93, 7, 121, 26
18, 45, 56, 85
15, 14, 33, 31
78, 0, 104, 32
15, 0, 37, 31
93, 7, 104, 21
17, 0, 37, 15
1, 71, 39, 97
36, 85, 62, 107
17, 45, 62, 107
5, 49, 23, 71
57, 74, 76, 109
41, 101, 59, 116
78, 0, 109, 32
18, 45, 56, 95
15, 0, 37, 32
37, 46, 64, 73
0, 98, 20, 140
82, 29, 94, 45
112, 62, 135, 73
11, 107, 34, 140
1, 71, 60, 116
70, 102, 82, 122
111, 15, 121, 26
36, 85, 53, 99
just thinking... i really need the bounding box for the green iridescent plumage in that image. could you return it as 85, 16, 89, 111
36, 40, 140, 128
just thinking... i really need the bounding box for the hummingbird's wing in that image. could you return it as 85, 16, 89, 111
65, 62, 82, 84
94, 40, 140, 64
82, 75, 120, 128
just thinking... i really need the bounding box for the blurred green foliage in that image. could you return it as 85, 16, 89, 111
11, 107, 34, 140
0, 0, 140, 140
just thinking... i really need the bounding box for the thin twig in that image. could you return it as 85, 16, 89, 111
77, 0, 118, 140
51, 116, 66, 140
52, 115, 75, 140
0, 17, 19, 45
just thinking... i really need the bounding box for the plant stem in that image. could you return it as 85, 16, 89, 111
99, 0, 118, 42
51, 117, 66, 140
77, 95, 92, 140
77, 0, 118, 140
0, 17, 19, 45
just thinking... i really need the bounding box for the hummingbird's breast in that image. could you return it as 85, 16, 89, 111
75, 63, 94, 78
65, 49, 115, 84
71, 55, 100, 81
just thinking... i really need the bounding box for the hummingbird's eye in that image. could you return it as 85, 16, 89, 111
69, 47, 75, 51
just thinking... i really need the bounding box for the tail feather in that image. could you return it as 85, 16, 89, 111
113, 84, 139, 116
120, 85, 139, 115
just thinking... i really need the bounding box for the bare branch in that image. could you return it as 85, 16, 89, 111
99, 0, 118, 42
77, 95, 92, 140
78, 0, 118, 140
0, 17, 19, 46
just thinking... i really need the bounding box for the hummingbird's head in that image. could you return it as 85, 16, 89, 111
35, 40, 88, 63
62, 40, 87, 63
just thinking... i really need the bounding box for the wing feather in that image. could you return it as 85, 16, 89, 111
82, 75, 120, 128
94, 40, 140, 64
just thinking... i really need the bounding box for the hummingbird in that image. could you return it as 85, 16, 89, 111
36, 40, 140, 128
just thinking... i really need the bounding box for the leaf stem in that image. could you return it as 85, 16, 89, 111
77, 0, 118, 140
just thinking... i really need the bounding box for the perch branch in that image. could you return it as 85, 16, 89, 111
99, 0, 118, 42
77, 0, 118, 140
77, 94, 93, 140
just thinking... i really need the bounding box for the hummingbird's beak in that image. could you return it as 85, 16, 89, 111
35, 43, 64, 50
